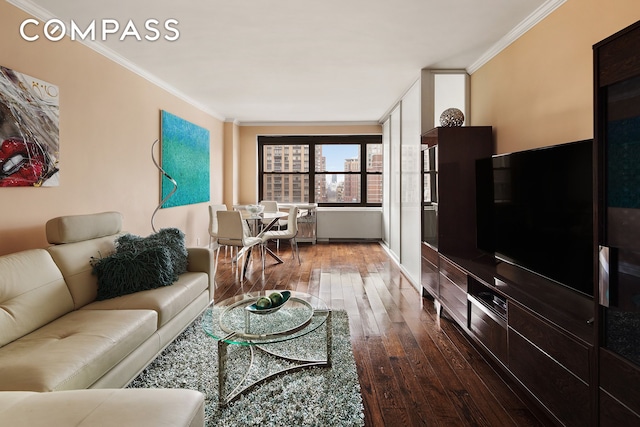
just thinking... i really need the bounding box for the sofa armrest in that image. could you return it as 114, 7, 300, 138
186, 247, 214, 300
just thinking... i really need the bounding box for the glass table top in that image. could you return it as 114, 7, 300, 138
202, 290, 329, 345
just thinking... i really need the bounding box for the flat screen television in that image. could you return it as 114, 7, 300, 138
476, 139, 594, 297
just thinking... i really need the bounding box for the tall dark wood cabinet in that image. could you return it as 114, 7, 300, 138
594, 19, 640, 425
419, 125, 597, 425
420, 126, 493, 324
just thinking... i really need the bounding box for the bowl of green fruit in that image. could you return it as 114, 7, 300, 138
245, 291, 291, 315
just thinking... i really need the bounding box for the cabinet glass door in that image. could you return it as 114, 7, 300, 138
601, 74, 640, 366
422, 145, 438, 247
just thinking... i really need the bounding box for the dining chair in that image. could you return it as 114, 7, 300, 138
259, 200, 280, 230
260, 206, 301, 265
261, 200, 292, 249
208, 204, 227, 250
215, 210, 263, 280
209, 203, 237, 261
260, 200, 279, 213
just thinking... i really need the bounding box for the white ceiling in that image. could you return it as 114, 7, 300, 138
10, 0, 559, 124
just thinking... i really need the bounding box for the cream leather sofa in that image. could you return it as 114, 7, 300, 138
0, 388, 205, 427
0, 211, 212, 425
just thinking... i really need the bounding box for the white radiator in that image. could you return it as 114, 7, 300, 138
316, 208, 383, 241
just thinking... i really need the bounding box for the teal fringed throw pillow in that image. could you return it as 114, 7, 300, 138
116, 228, 188, 279
92, 246, 174, 300
91, 228, 188, 301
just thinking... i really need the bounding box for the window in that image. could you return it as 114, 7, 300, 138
258, 135, 382, 206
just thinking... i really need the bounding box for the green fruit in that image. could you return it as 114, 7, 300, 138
256, 297, 272, 309
269, 291, 283, 306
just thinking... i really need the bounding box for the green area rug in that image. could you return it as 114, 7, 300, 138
128, 310, 365, 427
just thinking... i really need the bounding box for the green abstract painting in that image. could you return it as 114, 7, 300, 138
160, 110, 210, 208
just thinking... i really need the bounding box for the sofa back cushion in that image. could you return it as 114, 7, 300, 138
47, 236, 118, 309
45, 212, 123, 309
0, 249, 74, 347
46, 211, 122, 244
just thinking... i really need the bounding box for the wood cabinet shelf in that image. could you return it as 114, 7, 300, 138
468, 276, 507, 320
419, 126, 492, 315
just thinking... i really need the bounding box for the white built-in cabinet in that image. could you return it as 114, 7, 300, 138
382, 69, 469, 290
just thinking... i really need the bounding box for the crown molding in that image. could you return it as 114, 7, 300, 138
237, 120, 382, 127
467, 0, 567, 74
7, 0, 227, 121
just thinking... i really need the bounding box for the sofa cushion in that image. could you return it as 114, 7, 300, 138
46, 211, 123, 244
0, 309, 157, 392
83, 271, 208, 328
0, 388, 205, 427
0, 249, 73, 347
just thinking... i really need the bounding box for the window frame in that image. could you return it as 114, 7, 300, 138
258, 135, 383, 207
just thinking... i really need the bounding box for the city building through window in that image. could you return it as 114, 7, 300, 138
258, 135, 382, 206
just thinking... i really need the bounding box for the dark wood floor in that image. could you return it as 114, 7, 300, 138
212, 241, 551, 427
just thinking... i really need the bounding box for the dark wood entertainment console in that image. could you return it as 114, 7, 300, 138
428, 252, 595, 426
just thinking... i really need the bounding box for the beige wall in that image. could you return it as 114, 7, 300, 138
235, 124, 382, 204
0, 2, 224, 255
223, 121, 240, 207
470, 0, 640, 154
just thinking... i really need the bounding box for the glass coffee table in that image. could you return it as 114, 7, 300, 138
202, 290, 331, 406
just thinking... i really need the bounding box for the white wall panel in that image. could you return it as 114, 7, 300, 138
400, 80, 422, 289
388, 104, 401, 259
382, 118, 391, 245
